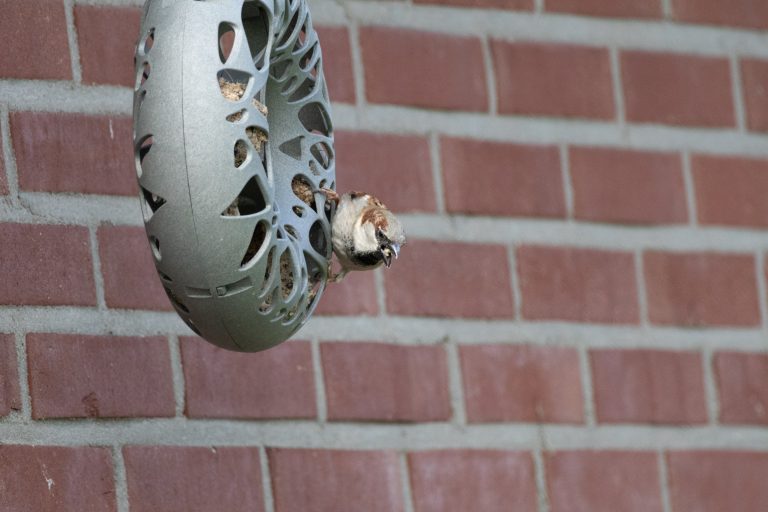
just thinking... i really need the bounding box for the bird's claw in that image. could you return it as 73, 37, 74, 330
317, 187, 340, 206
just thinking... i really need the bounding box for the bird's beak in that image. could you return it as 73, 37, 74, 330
380, 242, 400, 268
390, 243, 400, 260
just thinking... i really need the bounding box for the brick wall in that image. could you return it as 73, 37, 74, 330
1, 0, 768, 510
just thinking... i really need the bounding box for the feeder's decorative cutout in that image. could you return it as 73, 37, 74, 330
133, 0, 335, 352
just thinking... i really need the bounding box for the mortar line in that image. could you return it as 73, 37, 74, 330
730, 55, 747, 132
167, 335, 186, 417
634, 250, 650, 327
661, 0, 673, 19
507, 245, 523, 321
373, 266, 387, 316
534, 0, 545, 14
559, 144, 574, 220
609, 46, 627, 131
657, 449, 673, 512
112, 445, 129, 512
480, 36, 498, 116
0, 107, 21, 208
311, 336, 328, 423
702, 346, 720, 425
88, 226, 108, 311
681, 151, 698, 226
259, 446, 276, 512
578, 347, 596, 427
429, 132, 446, 214
347, 21, 367, 114
398, 452, 416, 512
445, 341, 467, 426
755, 250, 768, 331
63, 0, 83, 84
14, 332, 32, 420
532, 443, 550, 512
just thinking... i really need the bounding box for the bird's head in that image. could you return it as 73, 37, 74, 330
349, 194, 406, 269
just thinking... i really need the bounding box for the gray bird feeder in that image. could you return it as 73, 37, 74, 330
133, 0, 335, 352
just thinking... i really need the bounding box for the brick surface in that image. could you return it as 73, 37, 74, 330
27, 333, 174, 419
315, 268, 378, 315
11, 112, 136, 196
591, 349, 707, 424
672, 0, 768, 30
413, 0, 531, 8
0, 0, 71, 80
621, 51, 734, 127
124, 446, 264, 512
316, 26, 355, 103
693, 154, 768, 228
98, 226, 172, 311
321, 342, 451, 422
517, 246, 639, 323
0, 138, 6, 195
0, 334, 20, 417
492, 41, 614, 119
547, 451, 663, 512
742, 59, 768, 132
546, 0, 662, 18
644, 251, 760, 327
0, 223, 96, 306
408, 450, 537, 512
335, 131, 435, 213
182, 338, 316, 419
569, 147, 687, 224
715, 352, 768, 425
441, 137, 565, 218
361, 27, 488, 111
0, 445, 115, 512
75, 6, 141, 87
668, 451, 768, 512
269, 448, 404, 512
385, 241, 515, 318
461, 344, 583, 423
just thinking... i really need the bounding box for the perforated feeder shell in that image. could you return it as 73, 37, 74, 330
133, 0, 335, 352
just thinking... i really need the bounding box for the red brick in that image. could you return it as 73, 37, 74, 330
460, 344, 584, 423
0, 0, 71, 80
570, 147, 687, 225
413, 0, 532, 10
742, 59, 768, 132
621, 51, 734, 127
316, 26, 355, 103
321, 342, 450, 422
98, 225, 172, 311
672, 0, 768, 30
715, 351, 768, 425
591, 349, 707, 424
315, 269, 378, 315
27, 333, 174, 419
0, 445, 115, 512
546, 0, 661, 18
182, 338, 315, 419
361, 27, 488, 111
0, 223, 96, 306
75, 6, 141, 87
408, 450, 537, 512
644, 251, 760, 326
385, 241, 515, 318
269, 448, 403, 512
0, 334, 20, 417
124, 446, 263, 512
441, 137, 565, 218
517, 246, 639, 323
547, 451, 663, 512
11, 112, 136, 196
335, 131, 435, 213
693, 154, 768, 228
492, 41, 614, 119
667, 451, 768, 512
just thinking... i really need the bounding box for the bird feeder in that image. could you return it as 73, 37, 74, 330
133, 0, 335, 352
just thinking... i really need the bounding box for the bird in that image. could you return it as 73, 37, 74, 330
318, 189, 406, 282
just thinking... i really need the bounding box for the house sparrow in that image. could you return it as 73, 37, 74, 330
319, 189, 406, 282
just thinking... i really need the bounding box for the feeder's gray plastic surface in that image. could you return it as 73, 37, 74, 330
133, 0, 335, 351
